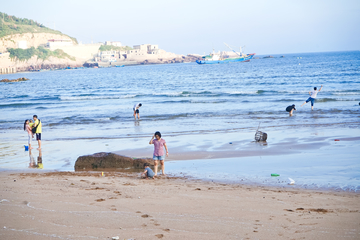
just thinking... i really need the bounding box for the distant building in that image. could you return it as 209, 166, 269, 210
105, 41, 122, 47
96, 43, 177, 62
17, 41, 27, 49
47, 39, 73, 49
133, 44, 159, 54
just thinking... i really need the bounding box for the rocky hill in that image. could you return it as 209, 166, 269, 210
0, 12, 83, 70
0, 12, 77, 52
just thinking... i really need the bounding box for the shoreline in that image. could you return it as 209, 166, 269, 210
1, 126, 360, 192
1, 171, 359, 239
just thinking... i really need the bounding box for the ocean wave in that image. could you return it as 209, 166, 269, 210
0, 103, 33, 108
226, 91, 259, 95
317, 98, 359, 102
60, 95, 121, 101
331, 90, 360, 96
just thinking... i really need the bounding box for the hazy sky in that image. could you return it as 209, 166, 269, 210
2, 0, 360, 55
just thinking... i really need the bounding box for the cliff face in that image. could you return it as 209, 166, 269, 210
0, 33, 97, 70
0, 32, 76, 53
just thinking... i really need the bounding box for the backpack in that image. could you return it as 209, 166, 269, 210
32, 119, 40, 134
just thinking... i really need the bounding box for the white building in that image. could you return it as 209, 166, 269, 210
96, 43, 178, 62
17, 41, 27, 49
105, 41, 122, 47
133, 44, 159, 54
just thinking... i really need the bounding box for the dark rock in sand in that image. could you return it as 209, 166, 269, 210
74, 152, 153, 171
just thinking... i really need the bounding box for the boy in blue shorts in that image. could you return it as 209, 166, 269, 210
301, 85, 323, 110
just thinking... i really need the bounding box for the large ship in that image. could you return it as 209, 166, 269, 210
196, 43, 255, 64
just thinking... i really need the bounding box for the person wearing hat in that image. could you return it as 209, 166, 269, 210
286, 104, 296, 116
133, 103, 142, 120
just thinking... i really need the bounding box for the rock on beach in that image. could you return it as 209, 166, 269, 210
74, 152, 153, 171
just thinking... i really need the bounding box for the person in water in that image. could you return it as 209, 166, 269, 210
301, 85, 323, 110
286, 104, 296, 116
133, 103, 142, 120
149, 131, 169, 176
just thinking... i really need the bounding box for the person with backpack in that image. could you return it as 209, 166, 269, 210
33, 115, 42, 149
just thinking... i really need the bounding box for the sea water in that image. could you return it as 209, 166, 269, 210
0, 51, 359, 190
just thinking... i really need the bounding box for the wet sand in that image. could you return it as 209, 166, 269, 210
0, 171, 359, 239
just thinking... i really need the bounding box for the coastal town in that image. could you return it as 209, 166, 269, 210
0, 12, 206, 74
0, 36, 202, 74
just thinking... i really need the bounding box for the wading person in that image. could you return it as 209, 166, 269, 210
149, 131, 168, 176
286, 104, 296, 116
133, 103, 142, 120
301, 85, 323, 110
33, 115, 42, 149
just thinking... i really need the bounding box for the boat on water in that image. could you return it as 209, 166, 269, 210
196, 43, 255, 64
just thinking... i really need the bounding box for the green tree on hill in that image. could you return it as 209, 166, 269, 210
0, 12, 77, 43
8, 46, 76, 62
99, 45, 133, 51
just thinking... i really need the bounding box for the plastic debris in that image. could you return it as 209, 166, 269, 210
112, 237, 119, 240
271, 174, 280, 177
288, 178, 295, 185
334, 139, 340, 141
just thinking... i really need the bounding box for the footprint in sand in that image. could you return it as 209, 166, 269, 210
141, 214, 150, 218
155, 234, 164, 238
95, 198, 106, 202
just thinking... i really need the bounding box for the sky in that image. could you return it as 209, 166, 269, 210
2, 0, 360, 55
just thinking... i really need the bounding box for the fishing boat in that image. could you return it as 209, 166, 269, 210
196, 43, 255, 64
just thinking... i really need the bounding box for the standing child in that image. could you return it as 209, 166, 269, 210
149, 131, 169, 176
301, 85, 323, 110
141, 163, 155, 179
24, 120, 33, 150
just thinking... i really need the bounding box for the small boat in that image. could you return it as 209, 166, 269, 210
196, 52, 255, 64
196, 43, 255, 64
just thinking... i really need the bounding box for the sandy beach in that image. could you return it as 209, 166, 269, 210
0, 171, 359, 240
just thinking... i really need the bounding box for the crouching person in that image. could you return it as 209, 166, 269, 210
141, 163, 155, 179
